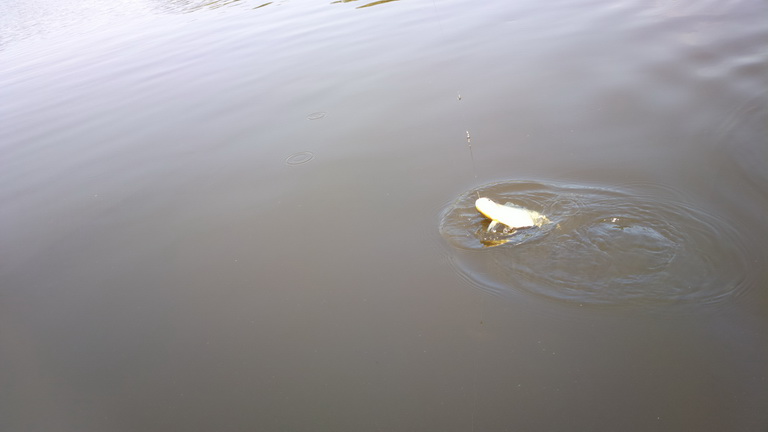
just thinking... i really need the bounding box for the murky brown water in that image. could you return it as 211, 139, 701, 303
2, 0, 767, 430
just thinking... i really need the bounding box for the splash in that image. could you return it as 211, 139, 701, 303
440, 181, 751, 307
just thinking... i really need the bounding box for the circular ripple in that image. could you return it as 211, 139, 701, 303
307, 111, 326, 120
285, 151, 314, 165
439, 181, 750, 307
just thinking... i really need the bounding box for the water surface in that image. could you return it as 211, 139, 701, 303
2, 0, 767, 430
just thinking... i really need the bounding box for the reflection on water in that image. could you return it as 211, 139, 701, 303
0, 0, 153, 47
160, 0, 275, 13
441, 181, 752, 307
331, 0, 401, 9
0, 0, 410, 48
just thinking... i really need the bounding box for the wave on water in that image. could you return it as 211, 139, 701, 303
439, 181, 752, 308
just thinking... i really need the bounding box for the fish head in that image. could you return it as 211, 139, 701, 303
475, 197, 500, 220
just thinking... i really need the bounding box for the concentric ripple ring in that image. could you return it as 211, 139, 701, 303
285, 151, 314, 165
439, 181, 751, 307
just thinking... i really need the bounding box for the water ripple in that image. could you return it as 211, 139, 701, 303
285, 151, 314, 165
440, 181, 752, 308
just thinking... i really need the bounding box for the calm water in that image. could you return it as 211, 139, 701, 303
2, 0, 767, 430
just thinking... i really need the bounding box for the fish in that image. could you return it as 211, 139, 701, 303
475, 197, 549, 232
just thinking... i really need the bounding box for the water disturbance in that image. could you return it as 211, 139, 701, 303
440, 181, 751, 307
285, 151, 314, 165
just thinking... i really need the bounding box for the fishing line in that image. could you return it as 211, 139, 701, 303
460, 94, 478, 181
431, 5, 484, 430
431, 0, 478, 183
